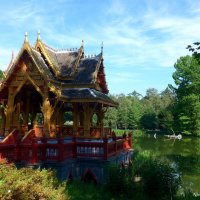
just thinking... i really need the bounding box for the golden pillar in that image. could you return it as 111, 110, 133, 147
23, 91, 31, 127
83, 103, 94, 137
0, 104, 6, 136
97, 106, 105, 137
41, 90, 53, 137
72, 103, 79, 135
5, 88, 15, 135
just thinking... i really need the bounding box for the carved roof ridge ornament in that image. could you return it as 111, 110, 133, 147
37, 30, 41, 41
101, 41, 103, 55
72, 39, 84, 75
3, 51, 14, 78
0, 34, 33, 89
24, 32, 28, 43
82, 39, 84, 49
92, 41, 109, 94
29, 47, 52, 80
34, 33, 60, 76
0, 44, 50, 93
92, 42, 104, 85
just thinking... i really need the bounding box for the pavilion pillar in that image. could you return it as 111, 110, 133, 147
42, 97, 49, 137
83, 103, 94, 137
5, 88, 15, 135
79, 112, 84, 127
13, 102, 21, 130
72, 103, 79, 135
57, 109, 64, 126
97, 111, 104, 137
50, 101, 60, 137
41, 91, 53, 137
0, 105, 6, 136
23, 91, 31, 127
50, 113, 57, 137
31, 108, 37, 128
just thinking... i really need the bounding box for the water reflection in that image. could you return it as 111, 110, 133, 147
133, 135, 200, 193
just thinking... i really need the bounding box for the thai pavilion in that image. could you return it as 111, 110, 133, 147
0, 32, 133, 183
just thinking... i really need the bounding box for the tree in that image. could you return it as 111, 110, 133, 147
139, 88, 161, 130
117, 94, 132, 129
172, 54, 200, 135
104, 107, 118, 128
127, 95, 143, 129
158, 87, 176, 130
0, 69, 3, 79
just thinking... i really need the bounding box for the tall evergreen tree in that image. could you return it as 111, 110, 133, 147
172, 54, 200, 135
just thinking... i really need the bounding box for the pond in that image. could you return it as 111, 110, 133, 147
133, 135, 200, 194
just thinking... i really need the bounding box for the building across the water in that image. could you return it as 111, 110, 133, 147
0, 32, 133, 183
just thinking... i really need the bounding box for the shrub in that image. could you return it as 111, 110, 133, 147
107, 164, 134, 199
175, 190, 200, 200
135, 152, 180, 199
107, 151, 180, 200
0, 160, 68, 200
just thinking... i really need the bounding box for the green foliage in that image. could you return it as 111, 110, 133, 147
104, 50, 200, 136
0, 162, 68, 200
104, 107, 118, 128
176, 190, 200, 200
106, 151, 180, 200
140, 110, 157, 130
135, 153, 180, 199
172, 54, 200, 136
107, 164, 134, 199
67, 181, 114, 200
117, 94, 132, 129
0, 69, 3, 79
104, 87, 175, 132
128, 99, 143, 129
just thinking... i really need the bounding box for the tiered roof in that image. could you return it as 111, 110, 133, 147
0, 32, 117, 107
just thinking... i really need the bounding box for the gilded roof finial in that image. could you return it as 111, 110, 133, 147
101, 41, 103, 54
81, 39, 84, 47
24, 32, 28, 43
37, 30, 41, 41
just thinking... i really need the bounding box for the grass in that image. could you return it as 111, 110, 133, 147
67, 181, 121, 200
113, 129, 145, 137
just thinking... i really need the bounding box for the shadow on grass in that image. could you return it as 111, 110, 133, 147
67, 181, 116, 200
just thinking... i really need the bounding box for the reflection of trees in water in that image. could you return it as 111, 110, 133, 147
133, 136, 200, 193
134, 136, 200, 158
166, 154, 200, 174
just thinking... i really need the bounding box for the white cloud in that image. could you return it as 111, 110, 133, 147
0, 48, 18, 70
0, 0, 200, 94
106, 0, 127, 16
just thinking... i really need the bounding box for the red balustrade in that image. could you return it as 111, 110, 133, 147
76, 141, 104, 158
104, 127, 112, 136
0, 130, 132, 164
62, 126, 73, 136
0, 145, 15, 162
34, 125, 44, 137
90, 127, 101, 137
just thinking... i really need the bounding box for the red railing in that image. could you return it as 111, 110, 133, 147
0, 144, 16, 162
0, 131, 132, 164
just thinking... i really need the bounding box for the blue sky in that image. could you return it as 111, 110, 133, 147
0, 0, 199, 95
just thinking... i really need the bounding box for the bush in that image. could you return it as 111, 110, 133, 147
0, 160, 68, 200
134, 152, 180, 199
176, 190, 200, 200
107, 151, 180, 200
107, 164, 134, 199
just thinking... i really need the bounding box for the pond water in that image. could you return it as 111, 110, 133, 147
133, 135, 200, 194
